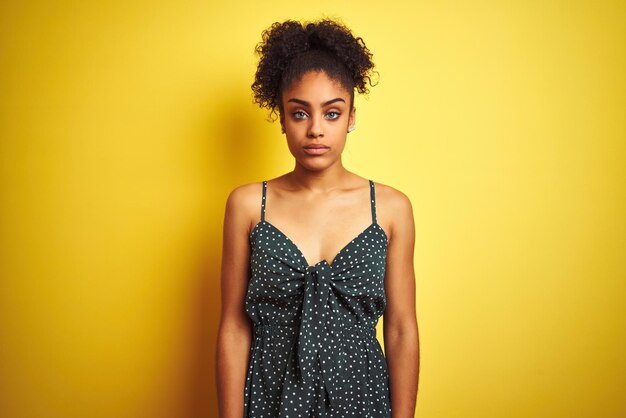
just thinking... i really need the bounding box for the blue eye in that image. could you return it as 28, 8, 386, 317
293, 111, 308, 119
326, 111, 340, 120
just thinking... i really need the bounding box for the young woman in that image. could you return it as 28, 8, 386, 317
216, 18, 419, 418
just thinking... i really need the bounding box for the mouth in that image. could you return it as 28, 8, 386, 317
303, 145, 330, 156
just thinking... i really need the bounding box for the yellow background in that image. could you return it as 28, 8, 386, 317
1, 1, 624, 417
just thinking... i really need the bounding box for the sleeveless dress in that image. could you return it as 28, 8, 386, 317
243, 179, 391, 418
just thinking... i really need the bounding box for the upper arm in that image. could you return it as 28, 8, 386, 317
218, 183, 258, 331
382, 188, 418, 335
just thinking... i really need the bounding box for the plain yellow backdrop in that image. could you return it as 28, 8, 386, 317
0, 1, 624, 417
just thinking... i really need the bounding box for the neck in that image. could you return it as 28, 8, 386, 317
288, 158, 351, 193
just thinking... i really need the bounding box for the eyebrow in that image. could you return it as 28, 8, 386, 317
286, 98, 345, 107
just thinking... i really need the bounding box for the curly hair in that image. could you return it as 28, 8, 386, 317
251, 18, 377, 120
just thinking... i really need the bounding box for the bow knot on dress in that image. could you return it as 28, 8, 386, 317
297, 264, 340, 406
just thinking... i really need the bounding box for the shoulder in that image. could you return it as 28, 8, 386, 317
371, 180, 413, 213
224, 181, 265, 231
371, 180, 414, 239
225, 180, 263, 208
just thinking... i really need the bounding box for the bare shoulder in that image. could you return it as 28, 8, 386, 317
224, 181, 264, 234
225, 181, 263, 206
371, 181, 415, 241
372, 181, 413, 211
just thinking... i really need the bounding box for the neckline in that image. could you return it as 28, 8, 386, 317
249, 219, 388, 269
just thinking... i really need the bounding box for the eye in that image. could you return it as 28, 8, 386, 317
325, 111, 340, 120
292, 111, 308, 120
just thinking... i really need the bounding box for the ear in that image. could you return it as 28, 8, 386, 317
348, 107, 356, 131
279, 115, 286, 134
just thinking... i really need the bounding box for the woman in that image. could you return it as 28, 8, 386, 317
216, 18, 419, 418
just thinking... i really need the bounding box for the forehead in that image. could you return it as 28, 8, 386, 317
282, 71, 351, 103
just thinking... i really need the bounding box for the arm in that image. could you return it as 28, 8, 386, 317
215, 186, 254, 418
383, 190, 420, 418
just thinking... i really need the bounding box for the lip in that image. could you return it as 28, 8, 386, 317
303, 145, 330, 155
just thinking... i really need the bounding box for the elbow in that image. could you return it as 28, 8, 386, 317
383, 317, 419, 341
384, 326, 419, 343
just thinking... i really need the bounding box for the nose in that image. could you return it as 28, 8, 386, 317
307, 114, 324, 138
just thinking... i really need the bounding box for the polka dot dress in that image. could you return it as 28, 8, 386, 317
244, 179, 391, 418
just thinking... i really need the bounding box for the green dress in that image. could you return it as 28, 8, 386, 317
243, 179, 391, 417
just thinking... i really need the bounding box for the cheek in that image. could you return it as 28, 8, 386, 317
284, 135, 300, 155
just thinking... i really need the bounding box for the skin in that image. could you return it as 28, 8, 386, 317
216, 70, 419, 418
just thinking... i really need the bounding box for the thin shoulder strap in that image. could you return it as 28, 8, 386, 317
260, 180, 267, 222
369, 179, 377, 224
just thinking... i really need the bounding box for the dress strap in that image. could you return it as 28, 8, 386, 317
261, 180, 267, 222
369, 179, 377, 224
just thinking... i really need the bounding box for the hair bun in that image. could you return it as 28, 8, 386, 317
252, 18, 377, 120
